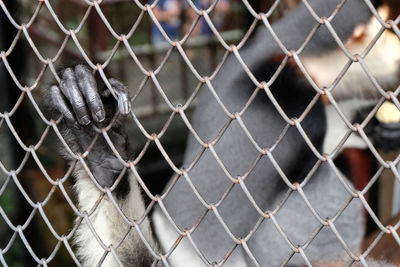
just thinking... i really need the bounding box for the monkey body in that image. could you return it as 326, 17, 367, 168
154, 55, 361, 266
154, 0, 398, 265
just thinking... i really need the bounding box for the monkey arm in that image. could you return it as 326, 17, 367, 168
48, 65, 157, 266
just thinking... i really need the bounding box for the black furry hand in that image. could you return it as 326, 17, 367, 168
49, 65, 131, 188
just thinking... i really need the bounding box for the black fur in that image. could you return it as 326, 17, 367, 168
249, 57, 326, 183
49, 65, 131, 197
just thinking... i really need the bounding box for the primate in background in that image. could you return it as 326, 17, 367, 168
47, 0, 400, 266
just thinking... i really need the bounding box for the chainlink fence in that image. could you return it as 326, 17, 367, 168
0, 0, 400, 266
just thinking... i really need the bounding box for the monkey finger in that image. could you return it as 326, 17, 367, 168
49, 85, 76, 123
109, 78, 131, 115
60, 68, 91, 125
74, 65, 105, 123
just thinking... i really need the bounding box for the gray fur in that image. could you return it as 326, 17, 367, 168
156, 0, 378, 265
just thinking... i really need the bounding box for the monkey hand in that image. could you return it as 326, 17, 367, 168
49, 65, 131, 188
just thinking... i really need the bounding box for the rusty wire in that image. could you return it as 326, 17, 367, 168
0, 0, 400, 266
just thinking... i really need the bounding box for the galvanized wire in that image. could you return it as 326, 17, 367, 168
0, 0, 399, 266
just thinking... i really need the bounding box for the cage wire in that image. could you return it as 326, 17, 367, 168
0, 0, 400, 266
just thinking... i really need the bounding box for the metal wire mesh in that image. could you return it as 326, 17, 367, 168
0, 0, 400, 266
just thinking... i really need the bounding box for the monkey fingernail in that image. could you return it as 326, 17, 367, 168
96, 110, 105, 122
80, 115, 91, 125
118, 98, 131, 115
123, 101, 131, 114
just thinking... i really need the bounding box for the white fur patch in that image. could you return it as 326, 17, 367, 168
323, 99, 375, 153
302, 15, 400, 100
73, 167, 155, 266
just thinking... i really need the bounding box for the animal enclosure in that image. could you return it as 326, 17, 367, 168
0, 0, 400, 266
